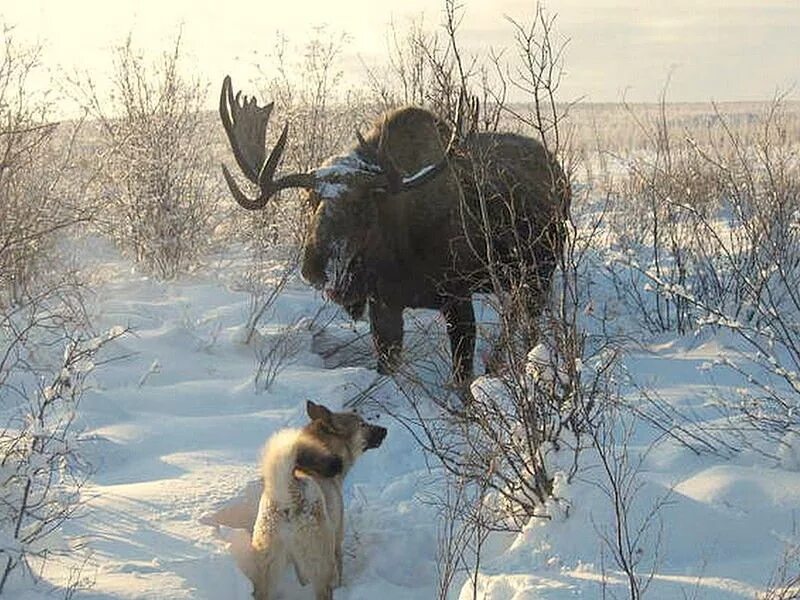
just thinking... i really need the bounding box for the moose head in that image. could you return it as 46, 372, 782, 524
220, 76, 458, 310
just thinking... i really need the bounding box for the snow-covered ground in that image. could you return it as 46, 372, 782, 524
14, 233, 800, 600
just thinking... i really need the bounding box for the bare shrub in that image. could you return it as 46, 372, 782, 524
0, 319, 125, 594
253, 319, 305, 392
0, 265, 125, 595
232, 252, 293, 345
364, 12, 463, 119
0, 28, 93, 305
361, 6, 620, 598
590, 408, 669, 600
431, 473, 491, 600
759, 544, 800, 600
572, 84, 800, 600
76, 33, 217, 279
456, 0, 580, 505
0, 25, 127, 596
601, 92, 800, 452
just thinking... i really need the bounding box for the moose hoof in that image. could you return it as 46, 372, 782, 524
376, 363, 391, 375
376, 360, 397, 376
376, 349, 402, 375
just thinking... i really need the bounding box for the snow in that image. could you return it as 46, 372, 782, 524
10, 235, 800, 600
313, 153, 382, 200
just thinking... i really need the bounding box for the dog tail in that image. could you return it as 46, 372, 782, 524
260, 429, 342, 504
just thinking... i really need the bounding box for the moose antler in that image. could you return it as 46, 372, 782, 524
219, 76, 315, 210
455, 88, 480, 141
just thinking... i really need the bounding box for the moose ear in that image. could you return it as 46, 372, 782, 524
306, 400, 333, 422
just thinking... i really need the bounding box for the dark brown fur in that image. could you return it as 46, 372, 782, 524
301, 107, 570, 383
295, 444, 343, 479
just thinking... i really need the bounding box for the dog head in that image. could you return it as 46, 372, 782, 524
306, 400, 387, 465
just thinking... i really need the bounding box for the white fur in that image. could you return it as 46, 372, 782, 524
259, 428, 303, 505
252, 428, 338, 600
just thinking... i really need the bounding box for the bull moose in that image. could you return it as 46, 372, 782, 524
219, 76, 569, 385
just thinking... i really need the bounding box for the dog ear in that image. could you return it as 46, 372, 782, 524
306, 400, 333, 422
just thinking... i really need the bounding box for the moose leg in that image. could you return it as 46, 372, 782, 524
313, 583, 333, 600
369, 300, 403, 375
520, 252, 558, 349
486, 283, 546, 378
442, 299, 475, 386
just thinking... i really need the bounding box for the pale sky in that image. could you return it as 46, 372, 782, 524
3, 0, 799, 111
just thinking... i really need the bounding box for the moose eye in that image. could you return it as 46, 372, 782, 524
307, 196, 321, 211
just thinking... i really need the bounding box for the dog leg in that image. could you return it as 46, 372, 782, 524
313, 581, 333, 600
334, 545, 342, 588
317, 542, 338, 600
290, 556, 309, 586
290, 551, 334, 600
251, 551, 286, 600
334, 500, 344, 587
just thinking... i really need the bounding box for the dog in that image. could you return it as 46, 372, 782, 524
251, 400, 387, 600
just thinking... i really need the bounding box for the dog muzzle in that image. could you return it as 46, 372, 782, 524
366, 425, 387, 449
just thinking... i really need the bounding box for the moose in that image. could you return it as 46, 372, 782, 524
219, 76, 569, 386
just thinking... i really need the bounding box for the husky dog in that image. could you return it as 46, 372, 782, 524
251, 401, 387, 600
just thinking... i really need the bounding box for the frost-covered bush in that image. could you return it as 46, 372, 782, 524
602, 97, 800, 334
0, 29, 89, 305
0, 309, 125, 594
601, 97, 800, 452
80, 34, 218, 280
0, 25, 119, 595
